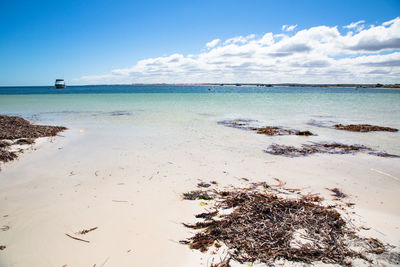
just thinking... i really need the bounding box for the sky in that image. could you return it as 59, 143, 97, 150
0, 0, 399, 86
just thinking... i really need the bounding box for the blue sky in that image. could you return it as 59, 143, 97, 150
0, 0, 399, 86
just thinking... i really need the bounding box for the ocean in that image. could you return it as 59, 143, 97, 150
1, 85, 400, 155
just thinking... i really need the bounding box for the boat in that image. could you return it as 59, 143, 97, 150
55, 79, 66, 89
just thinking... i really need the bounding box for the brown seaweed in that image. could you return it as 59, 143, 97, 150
218, 119, 314, 136
0, 149, 18, 163
327, 188, 347, 198
263, 142, 387, 157
0, 115, 67, 139
181, 185, 396, 266
334, 124, 398, 132
0, 115, 67, 165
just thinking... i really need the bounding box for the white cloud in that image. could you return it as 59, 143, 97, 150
282, 24, 297, 32
224, 34, 256, 45
78, 17, 400, 84
343, 20, 365, 32
206, 38, 220, 49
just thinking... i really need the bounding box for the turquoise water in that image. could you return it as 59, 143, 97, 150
1, 86, 400, 154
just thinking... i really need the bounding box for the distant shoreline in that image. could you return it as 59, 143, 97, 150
1, 83, 400, 89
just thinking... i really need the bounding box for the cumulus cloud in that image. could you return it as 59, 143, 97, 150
282, 24, 298, 32
206, 38, 220, 49
78, 17, 400, 84
224, 34, 256, 45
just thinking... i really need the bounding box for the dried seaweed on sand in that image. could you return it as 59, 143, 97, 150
0, 115, 67, 139
327, 188, 347, 198
181, 184, 397, 266
0, 115, 67, 165
263, 142, 399, 157
183, 190, 214, 200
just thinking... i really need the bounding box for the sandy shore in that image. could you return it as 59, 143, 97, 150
0, 120, 399, 266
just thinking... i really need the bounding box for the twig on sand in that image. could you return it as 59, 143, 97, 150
100, 257, 110, 267
112, 200, 128, 203
272, 177, 286, 188
76, 227, 98, 235
65, 233, 90, 243
148, 171, 159, 180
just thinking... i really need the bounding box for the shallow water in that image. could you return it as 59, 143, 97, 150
1, 86, 400, 154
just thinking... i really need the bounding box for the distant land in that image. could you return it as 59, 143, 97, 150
100, 83, 400, 88
1, 83, 400, 89
198, 83, 400, 89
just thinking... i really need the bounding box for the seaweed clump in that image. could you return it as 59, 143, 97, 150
183, 190, 214, 200
264, 142, 400, 158
218, 119, 314, 136
0, 115, 67, 139
264, 143, 371, 157
334, 124, 398, 132
181, 185, 396, 266
254, 127, 314, 136
0, 115, 67, 165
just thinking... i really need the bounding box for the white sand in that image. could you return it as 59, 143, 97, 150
0, 120, 399, 266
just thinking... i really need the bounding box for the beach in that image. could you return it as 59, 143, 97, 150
0, 86, 400, 266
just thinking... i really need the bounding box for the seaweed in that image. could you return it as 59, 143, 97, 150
183, 190, 214, 200
263, 143, 385, 157
181, 184, 396, 266
218, 119, 315, 136
197, 182, 211, 188
0, 149, 18, 163
327, 188, 347, 198
307, 120, 398, 133
0, 115, 66, 165
0, 115, 67, 139
334, 124, 398, 132
14, 138, 35, 145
